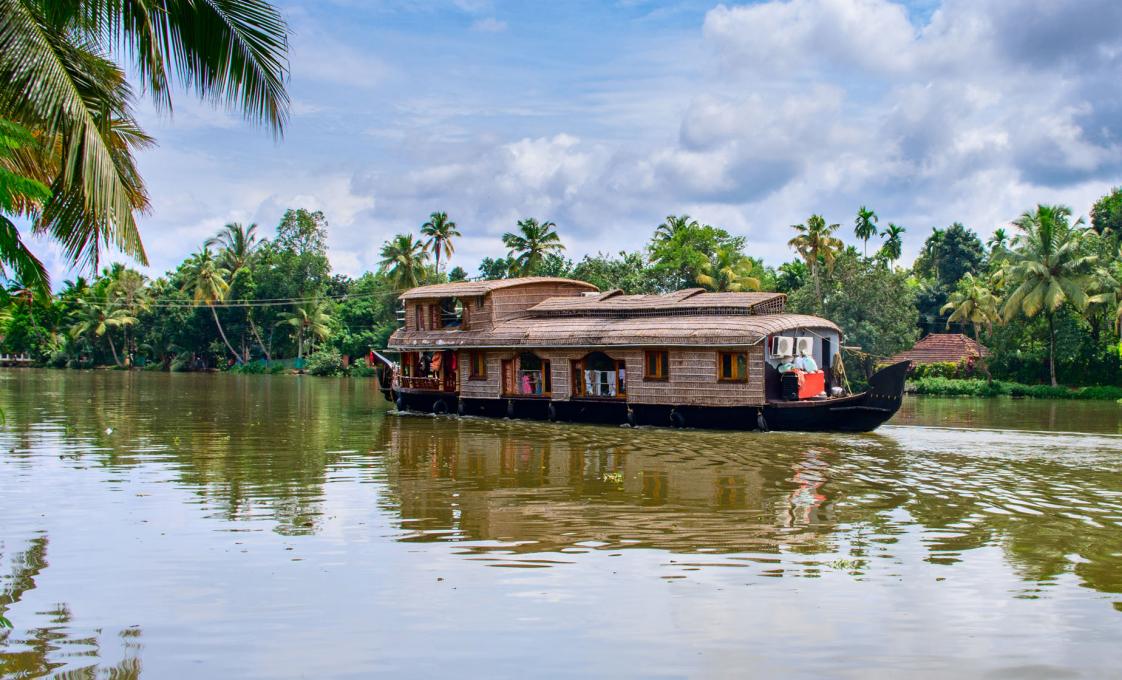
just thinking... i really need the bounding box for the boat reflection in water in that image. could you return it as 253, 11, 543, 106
384, 415, 871, 560
379, 413, 1122, 595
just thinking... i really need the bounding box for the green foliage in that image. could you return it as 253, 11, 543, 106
649, 215, 745, 292
914, 223, 986, 290
571, 251, 659, 294
789, 250, 919, 365
502, 218, 566, 275
1091, 187, 1122, 239
0, 0, 289, 277
910, 360, 977, 380
305, 348, 344, 376
911, 377, 1122, 401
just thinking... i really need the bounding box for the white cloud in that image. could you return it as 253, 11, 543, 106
470, 17, 507, 32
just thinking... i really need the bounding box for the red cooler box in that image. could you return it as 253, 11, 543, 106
798, 370, 826, 399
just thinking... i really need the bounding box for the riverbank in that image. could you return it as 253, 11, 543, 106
910, 377, 1122, 401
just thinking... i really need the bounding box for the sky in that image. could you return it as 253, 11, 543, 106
33, 0, 1122, 283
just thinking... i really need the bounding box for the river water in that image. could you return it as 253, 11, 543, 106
1, 370, 1119, 678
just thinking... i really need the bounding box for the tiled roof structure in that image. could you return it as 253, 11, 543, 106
888, 333, 989, 365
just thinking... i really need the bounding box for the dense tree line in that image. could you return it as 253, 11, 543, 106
2, 191, 1121, 387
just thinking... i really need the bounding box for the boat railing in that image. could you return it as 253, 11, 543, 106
400, 375, 456, 392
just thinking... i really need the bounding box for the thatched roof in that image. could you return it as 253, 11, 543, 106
389, 313, 839, 350
529, 288, 786, 316
888, 333, 989, 365
399, 277, 598, 300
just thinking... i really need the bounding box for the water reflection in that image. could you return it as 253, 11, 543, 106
380, 415, 1122, 595
0, 535, 142, 678
2, 370, 1122, 675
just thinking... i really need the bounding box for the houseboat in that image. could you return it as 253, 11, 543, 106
380, 277, 909, 432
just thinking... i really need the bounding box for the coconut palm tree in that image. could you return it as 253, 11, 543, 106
878, 223, 906, 264
502, 218, 565, 276
279, 297, 333, 361
420, 212, 460, 273
854, 206, 879, 258
182, 248, 242, 364
0, 0, 290, 272
696, 246, 762, 292
379, 234, 430, 290
653, 214, 698, 244
987, 228, 1008, 253
788, 214, 843, 310
205, 222, 272, 360
70, 296, 136, 366
206, 223, 260, 273
941, 273, 1001, 339
1002, 204, 1097, 386
0, 119, 50, 294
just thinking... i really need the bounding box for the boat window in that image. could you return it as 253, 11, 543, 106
414, 305, 423, 330
429, 304, 442, 330
469, 351, 487, 380
718, 351, 749, 382
439, 298, 464, 328
573, 352, 626, 398
644, 350, 669, 381
509, 352, 550, 396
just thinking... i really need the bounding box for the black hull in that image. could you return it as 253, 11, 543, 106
392, 361, 910, 434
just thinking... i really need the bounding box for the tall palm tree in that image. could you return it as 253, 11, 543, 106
879, 223, 906, 264
206, 222, 260, 273
379, 234, 430, 290
987, 227, 1008, 253
420, 212, 460, 273
0, 119, 50, 294
0, 0, 290, 273
206, 222, 271, 360
653, 214, 698, 244
854, 206, 879, 258
182, 248, 242, 364
502, 218, 565, 276
279, 297, 332, 361
696, 246, 762, 292
1002, 204, 1096, 386
70, 296, 136, 366
788, 214, 843, 310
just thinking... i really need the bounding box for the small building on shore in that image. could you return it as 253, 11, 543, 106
888, 333, 989, 366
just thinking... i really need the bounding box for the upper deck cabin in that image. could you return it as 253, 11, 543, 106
388, 278, 842, 408
398, 277, 598, 334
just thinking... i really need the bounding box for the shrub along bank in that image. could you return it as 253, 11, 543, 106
910, 377, 1122, 401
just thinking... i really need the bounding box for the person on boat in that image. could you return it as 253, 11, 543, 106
794, 349, 818, 372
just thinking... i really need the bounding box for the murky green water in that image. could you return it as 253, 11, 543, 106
1, 371, 1120, 678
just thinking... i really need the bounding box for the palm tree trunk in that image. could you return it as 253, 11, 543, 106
811, 260, 822, 312
210, 306, 243, 364
248, 316, 271, 362
106, 333, 121, 367
1048, 313, 1057, 387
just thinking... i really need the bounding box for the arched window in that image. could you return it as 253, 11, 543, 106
571, 351, 626, 398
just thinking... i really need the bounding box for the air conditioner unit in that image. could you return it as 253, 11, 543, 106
773, 336, 794, 357
795, 337, 814, 356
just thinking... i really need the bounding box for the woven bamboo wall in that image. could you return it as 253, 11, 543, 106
456, 346, 766, 406
489, 282, 596, 322
458, 350, 503, 399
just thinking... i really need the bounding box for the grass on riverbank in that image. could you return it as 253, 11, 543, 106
910, 377, 1122, 401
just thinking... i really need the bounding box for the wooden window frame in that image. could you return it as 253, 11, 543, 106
468, 351, 487, 380
503, 354, 551, 397
644, 350, 670, 382
717, 351, 749, 383
429, 304, 442, 330
414, 305, 423, 331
